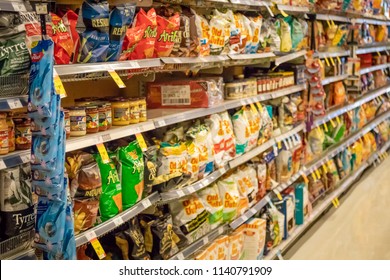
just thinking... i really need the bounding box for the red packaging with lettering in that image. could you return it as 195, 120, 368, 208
62, 10, 79, 63
120, 24, 146, 61
154, 13, 180, 57
50, 13, 73, 64
130, 8, 157, 59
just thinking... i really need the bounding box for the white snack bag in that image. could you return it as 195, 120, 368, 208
217, 174, 239, 222
198, 183, 223, 230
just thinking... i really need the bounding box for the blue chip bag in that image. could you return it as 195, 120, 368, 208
78, 30, 110, 63
81, 0, 109, 33
34, 197, 66, 253
28, 40, 56, 119
106, 4, 136, 61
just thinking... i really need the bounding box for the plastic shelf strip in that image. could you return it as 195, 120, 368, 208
312, 83, 390, 128
316, 14, 351, 23
161, 56, 229, 64
356, 45, 390, 55
75, 192, 160, 247
169, 225, 229, 260
275, 50, 307, 66
0, 96, 27, 110
321, 74, 349, 86
317, 49, 350, 59
0, 0, 26, 12
359, 63, 390, 75
228, 53, 275, 60
355, 17, 390, 26
277, 4, 310, 13
0, 151, 30, 171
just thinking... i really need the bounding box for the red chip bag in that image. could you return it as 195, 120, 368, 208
62, 10, 79, 63
154, 13, 180, 57
120, 24, 147, 61
50, 13, 73, 64
130, 8, 157, 59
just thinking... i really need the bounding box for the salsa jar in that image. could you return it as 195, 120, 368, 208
129, 99, 140, 124
138, 98, 147, 122
0, 113, 9, 155
105, 102, 112, 129
6, 111, 15, 152
14, 117, 31, 150
63, 109, 70, 139
69, 107, 86, 137
98, 104, 108, 131
112, 98, 130, 126
86, 106, 99, 133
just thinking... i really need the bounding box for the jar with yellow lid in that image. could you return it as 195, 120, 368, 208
0, 113, 9, 155
129, 98, 140, 124
69, 107, 87, 137
138, 98, 147, 122
112, 98, 130, 126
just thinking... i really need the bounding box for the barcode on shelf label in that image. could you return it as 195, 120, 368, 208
20, 155, 30, 163
161, 85, 191, 106
141, 199, 152, 209
100, 134, 112, 143
0, 160, 6, 170
85, 231, 98, 242
7, 99, 23, 109
113, 216, 124, 227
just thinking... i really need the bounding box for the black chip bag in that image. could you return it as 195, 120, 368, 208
124, 217, 150, 260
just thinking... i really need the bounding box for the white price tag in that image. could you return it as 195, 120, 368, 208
7, 99, 23, 109
0, 160, 6, 170
20, 155, 30, 163
100, 133, 112, 143
85, 231, 98, 242
218, 227, 224, 235
283, 139, 289, 150
273, 144, 279, 156
176, 189, 185, 197
176, 252, 185, 260
12, 2, 26, 12
240, 100, 247, 106
287, 137, 293, 149
156, 120, 166, 127
35, 3, 48, 15
203, 236, 209, 244
129, 61, 140, 68
187, 186, 196, 194
219, 166, 227, 174
249, 208, 257, 215
141, 199, 152, 209
113, 216, 124, 227
172, 58, 182, 64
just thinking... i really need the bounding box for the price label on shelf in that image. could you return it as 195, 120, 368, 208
282, 139, 288, 150
273, 144, 279, 156
12, 2, 26, 12
273, 189, 283, 201
135, 133, 147, 151
176, 189, 185, 198
100, 133, 112, 143
176, 252, 185, 260
336, 116, 342, 125
323, 122, 328, 132
129, 61, 140, 68
7, 99, 23, 109
20, 155, 30, 163
255, 102, 264, 112
322, 164, 328, 173
91, 239, 106, 260
301, 173, 309, 184
203, 236, 209, 245
53, 69, 67, 98
329, 118, 336, 128
156, 120, 166, 127
315, 169, 321, 179
96, 143, 110, 164
0, 160, 6, 170
35, 3, 48, 14
108, 69, 126, 88
142, 199, 152, 209
187, 186, 196, 194
311, 172, 317, 181
250, 103, 257, 114
113, 216, 124, 227
218, 227, 224, 235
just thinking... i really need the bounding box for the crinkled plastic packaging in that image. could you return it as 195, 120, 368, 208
198, 183, 223, 230
50, 13, 73, 64
154, 13, 180, 57
217, 174, 239, 222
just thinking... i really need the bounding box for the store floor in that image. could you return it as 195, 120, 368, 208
285, 157, 390, 260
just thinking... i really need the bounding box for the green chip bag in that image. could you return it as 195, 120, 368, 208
94, 153, 122, 222
118, 140, 144, 210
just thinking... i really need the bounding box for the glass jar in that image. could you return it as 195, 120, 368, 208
63, 109, 70, 139
69, 107, 87, 137
112, 98, 130, 126
138, 98, 147, 122
105, 102, 112, 129
0, 113, 9, 155
6, 112, 15, 152
86, 106, 99, 134
98, 105, 108, 131
74, 97, 99, 107
129, 98, 140, 124
14, 117, 31, 150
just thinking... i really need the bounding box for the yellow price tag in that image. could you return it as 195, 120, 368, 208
274, 189, 283, 201
331, 19, 335, 26
53, 69, 67, 98
317, 126, 322, 134
336, 56, 341, 64
326, 20, 331, 27
250, 103, 258, 114
330, 57, 335, 66
108, 70, 126, 88
385, 151, 389, 158
318, 59, 324, 68
278, 141, 282, 149
315, 169, 321, 179
330, 118, 336, 128
327, 160, 333, 170
302, 173, 309, 184
311, 172, 317, 181
332, 199, 338, 208
135, 133, 148, 152
323, 122, 328, 132
90, 238, 106, 259
336, 116, 341, 125
324, 57, 331, 67
380, 153, 385, 160
335, 198, 340, 207
322, 164, 328, 174
96, 143, 110, 164
280, 10, 288, 17
256, 102, 264, 113
377, 51, 381, 57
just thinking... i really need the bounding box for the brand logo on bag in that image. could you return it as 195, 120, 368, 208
158, 30, 180, 43
0, 42, 27, 59
13, 213, 35, 228
92, 18, 109, 28
144, 26, 157, 38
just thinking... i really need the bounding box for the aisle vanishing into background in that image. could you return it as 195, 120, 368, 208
285, 157, 390, 260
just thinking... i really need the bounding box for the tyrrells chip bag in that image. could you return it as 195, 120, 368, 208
154, 13, 180, 57
128, 8, 157, 59
77, 0, 110, 63
50, 13, 73, 64
106, 3, 136, 62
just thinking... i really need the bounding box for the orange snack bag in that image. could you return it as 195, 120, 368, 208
130, 8, 157, 59
154, 13, 180, 57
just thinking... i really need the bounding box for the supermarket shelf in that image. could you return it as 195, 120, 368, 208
321, 74, 348, 86
75, 192, 160, 247
169, 225, 229, 260
317, 49, 350, 59
161, 56, 229, 64
355, 17, 390, 26
229, 123, 305, 169
277, 4, 310, 13
316, 14, 351, 23
228, 52, 275, 61
274, 50, 307, 66
150, 84, 306, 128
0, 95, 28, 110
160, 166, 229, 202
356, 44, 390, 55
0, 150, 30, 171
305, 110, 390, 175
312, 83, 390, 129
359, 63, 390, 75
0, 0, 27, 12
230, 196, 270, 230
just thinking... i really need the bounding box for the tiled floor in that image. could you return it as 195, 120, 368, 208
285, 157, 390, 260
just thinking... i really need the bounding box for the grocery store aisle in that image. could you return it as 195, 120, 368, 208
286, 156, 390, 260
